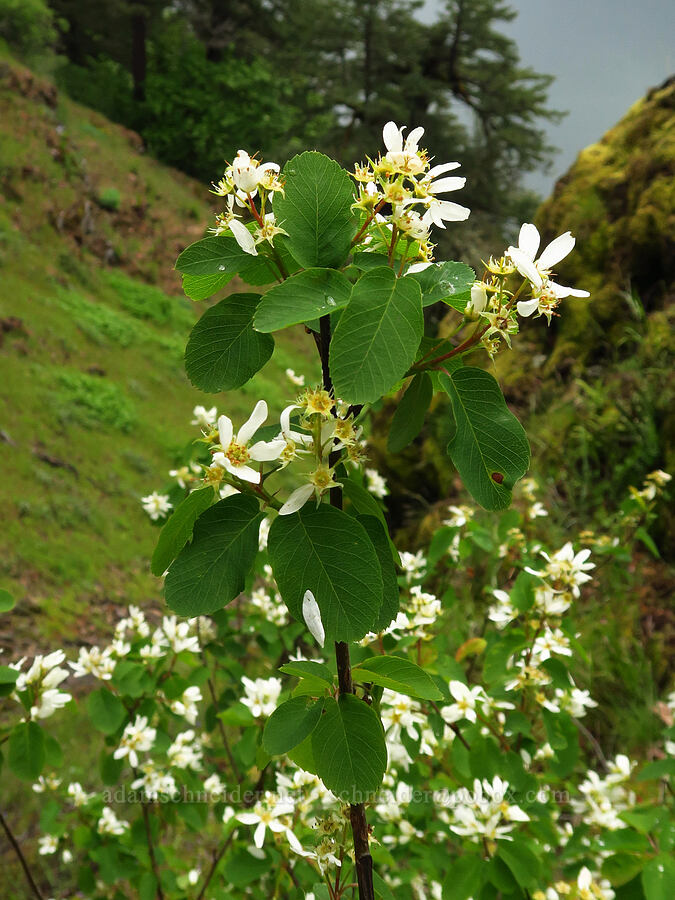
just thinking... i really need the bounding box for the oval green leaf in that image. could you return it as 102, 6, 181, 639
9, 721, 46, 781
165, 494, 263, 617
273, 152, 356, 269
439, 367, 530, 510
0, 589, 15, 613
352, 655, 442, 700
356, 515, 399, 632
263, 697, 325, 756
408, 260, 475, 309
330, 267, 423, 404
267, 504, 383, 642
151, 487, 215, 577
184, 293, 274, 393
311, 694, 387, 801
87, 688, 127, 735
254, 268, 352, 332
387, 372, 433, 453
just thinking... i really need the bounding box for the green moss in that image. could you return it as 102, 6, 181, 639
53, 369, 137, 431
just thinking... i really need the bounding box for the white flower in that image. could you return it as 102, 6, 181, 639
131, 762, 177, 799
488, 589, 517, 629
191, 405, 217, 428
466, 283, 488, 316
506, 223, 589, 307
170, 686, 203, 725
285, 368, 305, 387
32, 774, 61, 793
443, 505, 473, 528
382, 121, 426, 174
204, 773, 227, 799
14, 651, 71, 719
231, 150, 280, 195
302, 590, 325, 648
399, 550, 427, 583
381, 690, 426, 742
67, 782, 94, 807
421, 197, 470, 228
157, 616, 200, 654
365, 468, 388, 498
236, 793, 297, 850
167, 730, 203, 770
241, 676, 283, 718
97, 807, 129, 836
278, 463, 340, 515
38, 835, 59, 855
141, 492, 172, 521
69, 645, 116, 680
441, 681, 486, 724
526, 542, 595, 598
212, 401, 285, 485
114, 715, 156, 768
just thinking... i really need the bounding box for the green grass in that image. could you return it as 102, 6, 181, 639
0, 57, 319, 644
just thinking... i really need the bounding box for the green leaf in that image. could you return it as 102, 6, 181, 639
637, 758, 675, 781
87, 688, 127, 735
312, 694, 387, 801
0, 665, 19, 685
175, 234, 276, 284
352, 655, 442, 700
184, 293, 274, 393
165, 494, 263, 617
182, 271, 233, 301
273, 151, 356, 268
621, 806, 665, 834
356, 516, 399, 631
254, 268, 352, 332
342, 479, 386, 528
151, 488, 214, 577
642, 855, 675, 900
9, 722, 45, 780
498, 842, 541, 891
263, 697, 324, 755
267, 504, 383, 642
441, 854, 484, 900
408, 261, 475, 309
279, 660, 334, 685
0, 589, 15, 612
330, 267, 423, 404
603, 854, 646, 888
387, 372, 433, 452
44, 735, 63, 768
439, 367, 530, 510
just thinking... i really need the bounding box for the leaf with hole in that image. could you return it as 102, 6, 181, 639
439, 367, 530, 510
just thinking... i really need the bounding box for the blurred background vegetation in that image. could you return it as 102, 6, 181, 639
0, 0, 672, 758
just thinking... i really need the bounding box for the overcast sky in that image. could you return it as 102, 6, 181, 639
420, 0, 675, 194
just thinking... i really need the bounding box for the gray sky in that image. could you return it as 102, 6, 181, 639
420, 0, 675, 194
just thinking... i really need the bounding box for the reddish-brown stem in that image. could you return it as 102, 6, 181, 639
351, 200, 387, 247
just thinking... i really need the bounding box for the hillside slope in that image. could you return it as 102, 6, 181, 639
0, 57, 317, 649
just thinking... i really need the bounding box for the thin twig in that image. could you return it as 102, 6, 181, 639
0, 810, 44, 900
140, 799, 164, 900
196, 832, 235, 900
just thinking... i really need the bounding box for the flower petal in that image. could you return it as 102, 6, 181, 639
507, 246, 542, 288
518, 223, 540, 260
302, 590, 325, 648
279, 483, 314, 516
232, 464, 261, 484
249, 439, 286, 461
253, 821, 266, 849
517, 298, 540, 317
238, 400, 268, 445
229, 218, 258, 256
217, 415, 233, 448
405, 126, 425, 152
428, 176, 466, 194
431, 200, 470, 222
426, 161, 461, 179
382, 121, 402, 153
537, 231, 575, 269
548, 280, 589, 299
